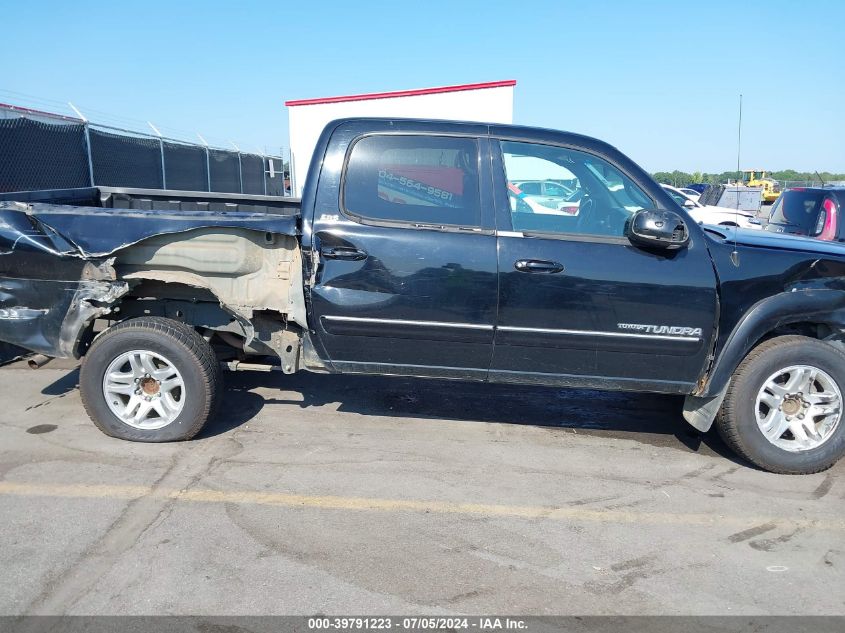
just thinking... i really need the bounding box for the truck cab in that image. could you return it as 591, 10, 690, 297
302, 119, 717, 394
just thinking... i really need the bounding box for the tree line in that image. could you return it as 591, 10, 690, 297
651, 170, 845, 187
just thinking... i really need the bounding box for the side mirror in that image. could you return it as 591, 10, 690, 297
683, 199, 696, 208
626, 209, 690, 250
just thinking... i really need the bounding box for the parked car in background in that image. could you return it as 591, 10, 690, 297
510, 180, 581, 215
677, 187, 701, 202
661, 184, 760, 229
765, 188, 844, 242
685, 183, 710, 194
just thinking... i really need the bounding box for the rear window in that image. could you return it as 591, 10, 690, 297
342, 135, 481, 227
769, 190, 826, 232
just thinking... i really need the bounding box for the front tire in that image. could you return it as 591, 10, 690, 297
716, 335, 845, 474
80, 317, 221, 442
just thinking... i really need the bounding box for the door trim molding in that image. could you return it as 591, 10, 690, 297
322, 316, 700, 341
497, 325, 701, 342
322, 315, 494, 331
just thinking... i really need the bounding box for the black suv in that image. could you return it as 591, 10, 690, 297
766, 187, 845, 241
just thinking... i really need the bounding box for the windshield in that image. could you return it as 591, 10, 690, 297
769, 190, 825, 232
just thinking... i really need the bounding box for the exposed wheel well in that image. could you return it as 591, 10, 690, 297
730, 321, 845, 364
76, 281, 242, 359
87, 280, 302, 372
685, 320, 845, 433
761, 321, 841, 346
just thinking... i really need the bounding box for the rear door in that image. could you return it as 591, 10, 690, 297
490, 137, 719, 392
307, 122, 498, 379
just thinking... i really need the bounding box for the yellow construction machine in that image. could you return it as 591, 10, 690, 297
741, 170, 781, 203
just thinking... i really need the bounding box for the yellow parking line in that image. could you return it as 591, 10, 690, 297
0, 480, 841, 530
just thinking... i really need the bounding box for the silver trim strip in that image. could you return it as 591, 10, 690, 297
495, 230, 524, 238
322, 316, 699, 341
497, 325, 701, 342
322, 315, 494, 331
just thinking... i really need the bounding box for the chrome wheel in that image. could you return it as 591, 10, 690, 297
755, 365, 842, 452
102, 350, 185, 429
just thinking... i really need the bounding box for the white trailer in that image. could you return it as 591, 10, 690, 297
285, 80, 516, 197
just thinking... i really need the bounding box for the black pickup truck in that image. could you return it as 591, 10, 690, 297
2, 118, 845, 474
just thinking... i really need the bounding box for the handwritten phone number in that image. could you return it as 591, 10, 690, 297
308, 617, 472, 630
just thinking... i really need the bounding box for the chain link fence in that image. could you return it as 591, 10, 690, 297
0, 104, 289, 196
0, 117, 91, 191
779, 180, 845, 189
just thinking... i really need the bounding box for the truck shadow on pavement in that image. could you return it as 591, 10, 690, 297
207, 370, 744, 465
40, 368, 80, 396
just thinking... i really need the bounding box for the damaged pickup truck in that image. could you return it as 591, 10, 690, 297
3, 118, 845, 474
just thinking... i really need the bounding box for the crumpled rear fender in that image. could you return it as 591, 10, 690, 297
0, 275, 128, 358
0, 203, 302, 358
0, 207, 127, 357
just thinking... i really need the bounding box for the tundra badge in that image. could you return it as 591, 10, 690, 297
617, 323, 703, 338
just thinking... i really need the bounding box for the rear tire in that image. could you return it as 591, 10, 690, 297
80, 317, 221, 442
716, 335, 845, 474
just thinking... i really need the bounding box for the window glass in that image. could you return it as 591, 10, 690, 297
501, 141, 651, 237
343, 135, 481, 227
769, 189, 825, 233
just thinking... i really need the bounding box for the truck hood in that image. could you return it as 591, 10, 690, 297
703, 225, 845, 257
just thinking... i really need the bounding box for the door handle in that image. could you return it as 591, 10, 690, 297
514, 259, 564, 274
321, 246, 368, 261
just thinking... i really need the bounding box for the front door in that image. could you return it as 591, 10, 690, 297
490, 139, 718, 392
309, 131, 498, 379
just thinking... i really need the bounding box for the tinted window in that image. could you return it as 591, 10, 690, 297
343, 135, 481, 227
769, 189, 825, 233
501, 141, 651, 237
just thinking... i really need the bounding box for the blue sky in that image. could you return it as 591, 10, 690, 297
2, 0, 843, 172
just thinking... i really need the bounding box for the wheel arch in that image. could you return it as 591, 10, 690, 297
76, 279, 240, 359
105, 277, 303, 372
701, 289, 845, 398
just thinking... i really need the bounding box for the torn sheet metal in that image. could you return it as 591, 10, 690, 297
0, 275, 127, 358
0, 202, 301, 358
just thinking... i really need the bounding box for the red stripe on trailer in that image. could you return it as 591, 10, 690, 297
285, 80, 517, 107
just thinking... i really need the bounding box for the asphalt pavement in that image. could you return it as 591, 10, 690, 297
0, 357, 843, 615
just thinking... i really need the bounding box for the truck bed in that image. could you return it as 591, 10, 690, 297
0, 186, 301, 215
0, 187, 306, 360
